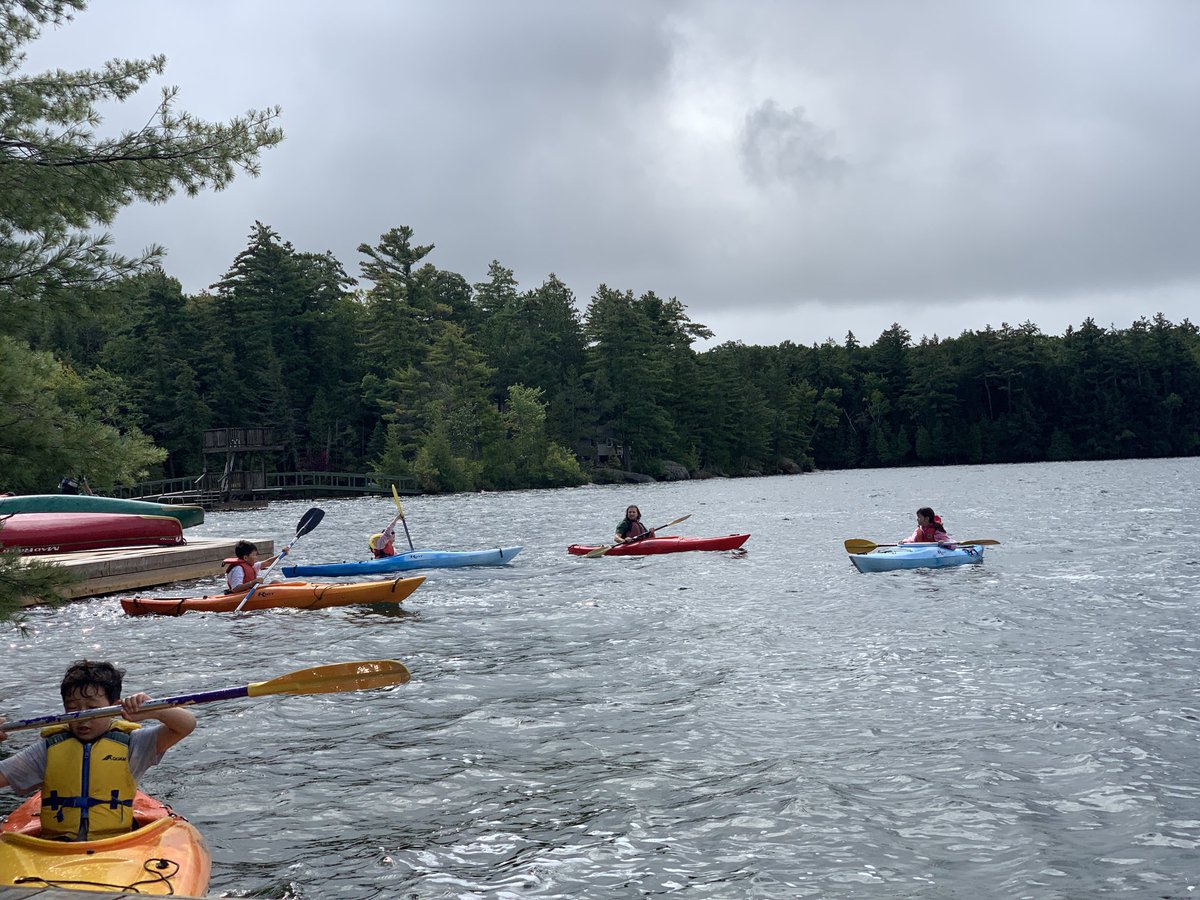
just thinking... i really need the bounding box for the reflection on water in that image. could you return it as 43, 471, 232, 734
2, 459, 1199, 898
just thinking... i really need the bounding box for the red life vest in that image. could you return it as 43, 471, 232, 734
224, 558, 256, 590
369, 533, 395, 558
915, 524, 943, 542
621, 520, 648, 539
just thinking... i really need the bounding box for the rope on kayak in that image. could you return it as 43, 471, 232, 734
15, 856, 181, 893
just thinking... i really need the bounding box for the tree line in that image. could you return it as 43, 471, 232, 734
11, 219, 1200, 495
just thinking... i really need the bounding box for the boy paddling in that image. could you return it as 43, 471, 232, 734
0, 660, 195, 841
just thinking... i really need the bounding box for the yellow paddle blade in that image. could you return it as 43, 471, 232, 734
960, 539, 1000, 546
391, 484, 405, 517
844, 538, 879, 554
247, 660, 411, 697
585, 544, 614, 558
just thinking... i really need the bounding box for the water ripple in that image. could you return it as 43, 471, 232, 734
2, 460, 1199, 897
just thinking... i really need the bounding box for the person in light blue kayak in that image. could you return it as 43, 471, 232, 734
614, 505, 655, 544
901, 507, 954, 546
368, 512, 402, 558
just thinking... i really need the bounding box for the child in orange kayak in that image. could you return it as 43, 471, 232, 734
0, 660, 196, 841
900, 507, 955, 547
224, 540, 280, 594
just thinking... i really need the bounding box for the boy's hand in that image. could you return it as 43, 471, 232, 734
120, 692, 155, 722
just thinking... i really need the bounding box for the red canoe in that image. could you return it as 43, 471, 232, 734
567, 534, 751, 556
0, 512, 185, 554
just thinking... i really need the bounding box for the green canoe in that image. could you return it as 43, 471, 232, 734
0, 494, 204, 529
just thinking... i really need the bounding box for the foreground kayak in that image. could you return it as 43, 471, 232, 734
567, 534, 750, 556
119, 576, 425, 616
0, 494, 204, 528
0, 513, 184, 554
0, 791, 210, 896
850, 544, 985, 573
282, 546, 523, 577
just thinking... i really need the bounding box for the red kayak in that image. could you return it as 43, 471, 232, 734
567, 534, 750, 556
0, 513, 184, 554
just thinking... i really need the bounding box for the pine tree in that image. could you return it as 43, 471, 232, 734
0, 0, 281, 612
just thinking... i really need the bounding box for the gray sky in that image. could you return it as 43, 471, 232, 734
24, 1, 1200, 348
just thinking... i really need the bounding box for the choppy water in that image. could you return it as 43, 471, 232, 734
3, 459, 1199, 899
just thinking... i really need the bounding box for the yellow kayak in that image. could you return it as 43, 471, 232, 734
0, 791, 210, 896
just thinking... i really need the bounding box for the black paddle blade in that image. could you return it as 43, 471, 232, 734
296, 507, 325, 537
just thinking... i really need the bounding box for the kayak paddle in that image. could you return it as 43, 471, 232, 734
585, 514, 692, 558
233, 507, 324, 614
391, 484, 415, 551
844, 538, 1001, 555
2, 660, 410, 733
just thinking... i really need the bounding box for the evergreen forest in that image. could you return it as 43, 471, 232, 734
2, 0, 1199, 507
10, 219, 1200, 494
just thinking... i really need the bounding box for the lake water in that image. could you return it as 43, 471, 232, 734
2, 458, 1199, 899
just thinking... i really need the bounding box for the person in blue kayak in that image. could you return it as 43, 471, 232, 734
901, 507, 955, 546
368, 513, 402, 558
614, 505, 656, 544
0, 660, 196, 841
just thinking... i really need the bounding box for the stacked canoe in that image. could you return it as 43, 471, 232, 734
0, 494, 204, 528
0, 495, 203, 555
0, 512, 186, 554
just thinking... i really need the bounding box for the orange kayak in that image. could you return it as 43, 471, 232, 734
0, 791, 210, 896
119, 575, 425, 616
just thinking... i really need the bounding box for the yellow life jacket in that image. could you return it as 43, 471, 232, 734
40, 719, 141, 841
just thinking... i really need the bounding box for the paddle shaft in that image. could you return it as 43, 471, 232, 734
234, 508, 324, 613
391, 484, 415, 551
845, 538, 999, 554
4, 660, 410, 733
5, 687, 252, 733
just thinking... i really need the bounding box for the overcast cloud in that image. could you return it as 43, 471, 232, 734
22, 0, 1200, 347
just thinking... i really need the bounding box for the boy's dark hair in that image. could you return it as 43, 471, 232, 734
60, 660, 124, 704
234, 540, 257, 558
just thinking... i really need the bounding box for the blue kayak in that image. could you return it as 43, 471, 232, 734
850, 544, 984, 573
281, 546, 522, 577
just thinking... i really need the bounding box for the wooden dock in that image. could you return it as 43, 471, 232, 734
19, 537, 274, 606
0, 887, 207, 900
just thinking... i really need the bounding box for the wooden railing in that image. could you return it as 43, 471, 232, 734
110, 472, 417, 502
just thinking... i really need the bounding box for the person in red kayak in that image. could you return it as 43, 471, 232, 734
901, 507, 955, 547
614, 505, 656, 544
0, 660, 195, 841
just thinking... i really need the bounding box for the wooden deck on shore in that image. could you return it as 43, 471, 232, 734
0, 887, 207, 900
19, 537, 274, 606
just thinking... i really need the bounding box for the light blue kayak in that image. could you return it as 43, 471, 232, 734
850, 544, 984, 573
281, 546, 522, 577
